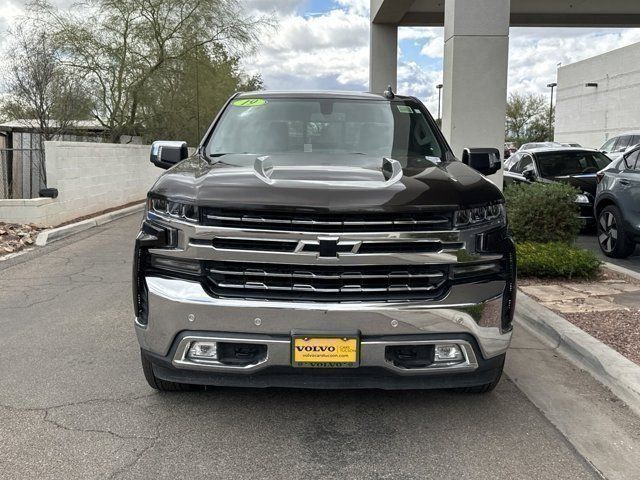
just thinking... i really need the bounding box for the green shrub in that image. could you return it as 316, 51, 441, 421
505, 182, 583, 243
517, 242, 601, 279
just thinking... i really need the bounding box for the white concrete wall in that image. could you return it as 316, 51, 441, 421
555, 42, 640, 150
0, 142, 160, 226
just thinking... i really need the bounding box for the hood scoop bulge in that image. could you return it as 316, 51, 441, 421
253, 156, 404, 189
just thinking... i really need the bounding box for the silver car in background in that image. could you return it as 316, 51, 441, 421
600, 132, 640, 162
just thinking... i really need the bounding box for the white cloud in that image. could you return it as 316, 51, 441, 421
0, 1, 22, 30
508, 28, 640, 96
399, 27, 440, 42
398, 61, 442, 112
243, 5, 444, 111
418, 36, 444, 59
335, 0, 369, 16
244, 0, 304, 14
245, 8, 371, 90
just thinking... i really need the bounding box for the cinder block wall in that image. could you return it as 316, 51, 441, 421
0, 142, 161, 226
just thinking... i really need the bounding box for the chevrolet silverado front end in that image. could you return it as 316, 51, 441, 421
134, 91, 515, 392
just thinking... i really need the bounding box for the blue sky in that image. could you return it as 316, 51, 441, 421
2, 0, 640, 114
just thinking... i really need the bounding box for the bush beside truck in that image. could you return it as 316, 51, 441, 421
505, 182, 601, 279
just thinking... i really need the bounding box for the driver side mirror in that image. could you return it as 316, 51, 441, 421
461, 148, 502, 176
150, 141, 189, 169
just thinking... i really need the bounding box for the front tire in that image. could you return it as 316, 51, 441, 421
140, 350, 197, 392
598, 205, 635, 258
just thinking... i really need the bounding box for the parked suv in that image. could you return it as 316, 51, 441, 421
134, 91, 516, 393
600, 132, 640, 162
595, 145, 640, 258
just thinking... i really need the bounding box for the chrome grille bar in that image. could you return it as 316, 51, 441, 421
201, 208, 453, 233
205, 214, 450, 227
216, 282, 441, 293
208, 267, 446, 280
206, 260, 450, 300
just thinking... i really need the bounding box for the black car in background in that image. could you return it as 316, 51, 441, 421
503, 148, 612, 223
595, 145, 640, 258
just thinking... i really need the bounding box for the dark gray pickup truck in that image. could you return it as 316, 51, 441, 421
133, 90, 516, 393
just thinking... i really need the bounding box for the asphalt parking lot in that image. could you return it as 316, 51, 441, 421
577, 233, 640, 274
0, 214, 633, 479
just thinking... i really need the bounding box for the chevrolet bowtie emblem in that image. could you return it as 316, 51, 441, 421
297, 238, 361, 258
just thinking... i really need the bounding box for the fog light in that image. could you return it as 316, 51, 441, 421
188, 341, 218, 361
434, 344, 464, 362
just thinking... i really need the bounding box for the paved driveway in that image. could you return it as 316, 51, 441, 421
0, 214, 603, 479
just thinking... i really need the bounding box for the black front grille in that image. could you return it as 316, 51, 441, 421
205, 261, 450, 302
201, 209, 452, 232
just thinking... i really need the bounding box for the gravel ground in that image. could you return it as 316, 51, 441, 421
0, 222, 44, 257
564, 309, 640, 365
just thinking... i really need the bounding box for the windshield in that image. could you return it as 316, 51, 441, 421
206, 97, 444, 162
536, 151, 611, 176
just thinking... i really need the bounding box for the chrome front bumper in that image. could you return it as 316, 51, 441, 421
135, 276, 512, 374
171, 334, 479, 375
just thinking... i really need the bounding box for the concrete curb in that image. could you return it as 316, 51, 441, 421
516, 292, 640, 417
35, 203, 144, 246
603, 261, 640, 282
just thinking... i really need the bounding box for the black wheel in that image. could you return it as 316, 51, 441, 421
459, 357, 504, 394
140, 350, 197, 392
597, 205, 635, 258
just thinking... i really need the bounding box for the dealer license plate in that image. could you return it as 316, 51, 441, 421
292, 335, 359, 368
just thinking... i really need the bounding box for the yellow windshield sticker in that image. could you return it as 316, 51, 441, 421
397, 105, 413, 113
232, 98, 267, 107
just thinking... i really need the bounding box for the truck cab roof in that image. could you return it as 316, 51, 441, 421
234, 90, 411, 102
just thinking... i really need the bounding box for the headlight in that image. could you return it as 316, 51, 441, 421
148, 197, 199, 223
454, 204, 505, 228
574, 193, 591, 205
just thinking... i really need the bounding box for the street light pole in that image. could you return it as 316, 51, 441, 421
436, 84, 443, 122
546, 82, 557, 142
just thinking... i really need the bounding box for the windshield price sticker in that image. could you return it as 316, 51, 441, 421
397, 105, 413, 113
232, 98, 267, 107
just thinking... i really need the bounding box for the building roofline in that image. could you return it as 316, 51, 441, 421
559, 41, 640, 71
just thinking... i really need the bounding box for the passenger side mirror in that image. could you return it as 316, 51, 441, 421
150, 141, 189, 169
461, 148, 502, 176
522, 167, 536, 181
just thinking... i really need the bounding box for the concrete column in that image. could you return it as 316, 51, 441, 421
442, 0, 510, 188
369, 23, 397, 95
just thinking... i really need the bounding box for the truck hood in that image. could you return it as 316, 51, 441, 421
150, 153, 503, 212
